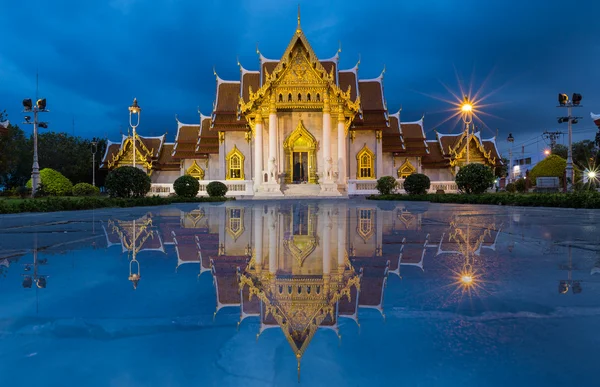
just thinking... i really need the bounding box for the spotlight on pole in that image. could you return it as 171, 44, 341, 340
572, 93, 582, 106
36, 98, 47, 110
22, 99, 33, 111
39, 122, 48, 129
558, 93, 569, 106
24, 116, 31, 123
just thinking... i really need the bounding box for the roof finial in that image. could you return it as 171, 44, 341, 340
338, 40, 342, 54
296, 4, 302, 34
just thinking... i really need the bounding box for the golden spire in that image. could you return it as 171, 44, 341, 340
296, 4, 302, 34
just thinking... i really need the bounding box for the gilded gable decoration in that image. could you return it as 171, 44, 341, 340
186, 160, 205, 180
397, 159, 416, 178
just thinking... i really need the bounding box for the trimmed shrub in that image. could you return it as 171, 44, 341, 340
515, 178, 527, 193
455, 164, 495, 194
376, 176, 398, 195
105, 166, 151, 198
174, 175, 200, 197
403, 173, 431, 195
206, 181, 228, 197
16, 186, 31, 198
26, 168, 73, 196
505, 182, 516, 193
530, 154, 565, 184
72, 182, 100, 196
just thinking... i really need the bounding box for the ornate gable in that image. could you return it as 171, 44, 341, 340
108, 135, 154, 170
239, 21, 360, 128
448, 133, 497, 167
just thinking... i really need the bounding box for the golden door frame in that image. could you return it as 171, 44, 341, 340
283, 120, 318, 184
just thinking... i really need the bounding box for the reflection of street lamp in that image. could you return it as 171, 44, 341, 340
91, 137, 98, 186
460, 96, 474, 164
557, 93, 582, 191
128, 98, 141, 168
22, 98, 49, 197
558, 245, 582, 294
507, 133, 515, 182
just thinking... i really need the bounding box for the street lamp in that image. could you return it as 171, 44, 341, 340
557, 93, 583, 191
507, 132, 515, 183
91, 137, 98, 186
128, 98, 141, 168
460, 96, 474, 164
22, 98, 49, 197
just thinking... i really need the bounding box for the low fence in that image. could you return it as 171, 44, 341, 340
348, 179, 459, 195
150, 180, 254, 197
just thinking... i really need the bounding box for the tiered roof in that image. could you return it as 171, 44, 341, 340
422, 131, 502, 168
592, 112, 600, 128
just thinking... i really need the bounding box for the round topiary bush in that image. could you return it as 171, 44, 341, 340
375, 176, 398, 195
72, 182, 100, 196
514, 178, 527, 193
530, 154, 565, 183
105, 166, 151, 198
505, 182, 517, 193
403, 173, 431, 195
26, 168, 73, 196
455, 164, 495, 194
174, 175, 200, 197
206, 181, 228, 197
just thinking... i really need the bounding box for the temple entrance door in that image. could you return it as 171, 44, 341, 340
292, 152, 309, 183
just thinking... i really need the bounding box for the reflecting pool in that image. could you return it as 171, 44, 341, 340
1, 201, 599, 386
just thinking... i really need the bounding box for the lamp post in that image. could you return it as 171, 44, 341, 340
128, 98, 141, 168
507, 133, 514, 183
22, 98, 49, 198
460, 96, 473, 164
557, 93, 582, 191
91, 137, 98, 186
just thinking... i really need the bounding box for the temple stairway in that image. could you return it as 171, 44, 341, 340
281, 183, 347, 198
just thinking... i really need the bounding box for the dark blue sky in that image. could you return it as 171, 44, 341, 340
1, 0, 599, 158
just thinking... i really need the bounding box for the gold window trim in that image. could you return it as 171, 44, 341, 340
397, 158, 416, 178
356, 144, 375, 180
226, 208, 245, 241
226, 145, 245, 180
357, 208, 375, 243
186, 160, 205, 180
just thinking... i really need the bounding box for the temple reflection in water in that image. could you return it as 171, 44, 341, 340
101, 201, 503, 377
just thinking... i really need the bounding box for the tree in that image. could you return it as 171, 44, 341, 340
496, 157, 509, 178
552, 144, 568, 159
455, 164, 495, 194
551, 141, 598, 170
0, 111, 32, 188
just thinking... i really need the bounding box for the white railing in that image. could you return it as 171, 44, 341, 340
149, 183, 174, 196
150, 180, 254, 197
348, 179, 459, 195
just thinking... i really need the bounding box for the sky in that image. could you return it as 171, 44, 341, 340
1, 0, 600, 160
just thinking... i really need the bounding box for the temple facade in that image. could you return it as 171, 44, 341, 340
100, 14, 501, 197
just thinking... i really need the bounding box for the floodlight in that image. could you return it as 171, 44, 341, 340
39, 122, 48, 129
36, 98, 46, 110
558, 93, 569, 106
572, 93, 582, 106
22, 99, 33, 110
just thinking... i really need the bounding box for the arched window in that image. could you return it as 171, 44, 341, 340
226, 145, 245, 180
356, 144, 375, 179
307, 93, 311, 101
226, 208, 245, 241
186, 160, 205, 180
288, 93, 292, 102
316, 93, 320, 102
279, 94, 283, 102
298, 93, 302, 101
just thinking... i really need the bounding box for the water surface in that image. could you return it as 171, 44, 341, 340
1, 200, 599, 386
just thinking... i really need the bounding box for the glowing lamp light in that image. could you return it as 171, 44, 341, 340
461, 95, 473, 113
544, 149, 551, 156
588, 171, 597, 179
461, 275, 474, 285
129, 98, 141, 114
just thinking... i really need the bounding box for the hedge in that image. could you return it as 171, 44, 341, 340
367, 191, 600, 209
0, 195, 232, 214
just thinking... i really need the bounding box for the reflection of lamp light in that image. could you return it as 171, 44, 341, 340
558, 280, 569, 294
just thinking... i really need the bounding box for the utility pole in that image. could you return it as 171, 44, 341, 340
557, 93, 583, 191
543, 130, 563, 152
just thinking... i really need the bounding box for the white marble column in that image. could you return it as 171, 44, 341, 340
268, 208, 277, 274
417, 156, 422, 173
253, 206, 263, 271
323, 210, 332, 275
337, 110, 346, 185
254, 114, 263, 190
337, 204, 347, 267
376, 131, 383, 179
322, 95, 332, 182
268, 101, 278, 183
